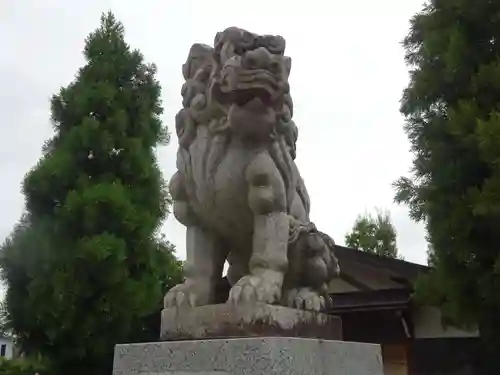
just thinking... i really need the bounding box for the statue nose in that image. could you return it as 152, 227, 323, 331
241, 47, 272, 70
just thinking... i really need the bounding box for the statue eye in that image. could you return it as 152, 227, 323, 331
240, 31, 255, 49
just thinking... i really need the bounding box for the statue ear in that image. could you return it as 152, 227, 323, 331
182, 59, 191, 81
284, 56, 292, 77
214, 32, 223, 47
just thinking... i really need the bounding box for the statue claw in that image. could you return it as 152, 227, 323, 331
227, 275, 281, 305
163, 281, 209, 308
284, 287, 328, 312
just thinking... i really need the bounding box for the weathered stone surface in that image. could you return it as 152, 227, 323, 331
164, 26, 341, 313
113, 337, 383, 375
160, 303, 342, 341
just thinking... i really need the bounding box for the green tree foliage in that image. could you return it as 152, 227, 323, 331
344, 209, 399, 258
394, 0, 500, 372
0, 12, 183, 375
0, 357, 47, 375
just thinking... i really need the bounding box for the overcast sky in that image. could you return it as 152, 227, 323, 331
1, 0, 428, 265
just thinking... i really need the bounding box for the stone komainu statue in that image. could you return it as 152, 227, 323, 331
165, 27, 340, 312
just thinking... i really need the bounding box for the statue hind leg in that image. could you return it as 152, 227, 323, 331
227, 152, 289, 304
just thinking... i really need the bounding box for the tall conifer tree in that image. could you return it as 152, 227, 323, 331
0, 12, 182, 374
395, 1, 500, 371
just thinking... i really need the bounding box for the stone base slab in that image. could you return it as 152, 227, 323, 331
160, 303, 342, 341
113, 337, 383, 375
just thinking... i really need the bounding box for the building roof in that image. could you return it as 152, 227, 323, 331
327, 246, 429, 313
333, 245, 428, 290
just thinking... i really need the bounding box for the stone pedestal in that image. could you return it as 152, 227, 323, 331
113, 337, 383, 375
113, 304, 383, 374
160, 303, 342, 341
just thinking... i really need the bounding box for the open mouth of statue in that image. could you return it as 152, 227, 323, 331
222, 70, 283, 106
231, 70, 282, 106
233, 87, 274, 106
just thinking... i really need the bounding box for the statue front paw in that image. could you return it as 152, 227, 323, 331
164, 280, 211, 308
227, 275, 282, 305
284, 287, 332, 312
